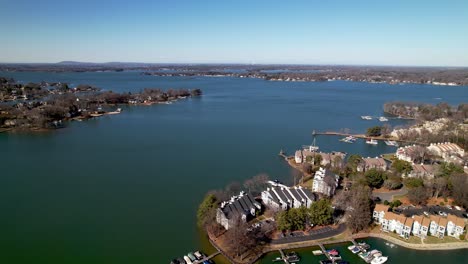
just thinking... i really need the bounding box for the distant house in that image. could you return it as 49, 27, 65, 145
446, 214, 466, 239
408, 164, 438, 179
261, 182, 316, 211
294, 149, 318, 164
216, 191, 261, 230
357, 157, 388, 172
294, 150, 303, 163
427, 142, 465, 162
396, 145, 420, 163
319, 151, 346, 167
312, 167, 339, 196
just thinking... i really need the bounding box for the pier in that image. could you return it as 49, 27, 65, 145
278, 150, 289, 161
277, 249, 290, 263
318, 243, 332, 261
194, 251, 220, 264
314, 131, 426, 145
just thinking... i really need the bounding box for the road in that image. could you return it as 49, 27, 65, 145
271, 224, 346, 245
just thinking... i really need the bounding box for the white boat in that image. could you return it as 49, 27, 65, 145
183, 256, 193, 264
379, 116, 388, 122
371, 256, 388, 264
366, 138, 378, 145
361, 115, 372, 120
384, 140, 398, 146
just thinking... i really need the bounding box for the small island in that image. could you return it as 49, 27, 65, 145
0, 76, 202, 132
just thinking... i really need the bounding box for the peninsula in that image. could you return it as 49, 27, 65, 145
0, 77, 202, 132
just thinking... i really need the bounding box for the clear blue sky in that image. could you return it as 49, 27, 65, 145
1, 0, 468, 66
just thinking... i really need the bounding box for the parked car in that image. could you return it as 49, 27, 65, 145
454, 206, 463, 211
423, 211, 429, 217
438, 211, 447, 217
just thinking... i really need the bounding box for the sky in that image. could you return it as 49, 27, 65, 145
1, 0, 468, 66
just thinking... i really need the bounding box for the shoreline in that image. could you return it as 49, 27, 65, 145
354, 233, 468, 251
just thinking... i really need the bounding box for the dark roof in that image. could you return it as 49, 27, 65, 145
268, 190, 280, 204
220, 193, 258, 220
273, 187, 288, 202
301, 188, 317, 201
283, 189, 294, 201
289, 188, 304, 201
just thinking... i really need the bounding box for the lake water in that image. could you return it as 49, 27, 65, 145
0, 71, 467, 264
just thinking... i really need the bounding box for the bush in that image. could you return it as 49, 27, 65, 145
404, 178, 424, 188
383, 200, 389, 205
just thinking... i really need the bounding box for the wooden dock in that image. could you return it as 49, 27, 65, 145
278, 150, 289, 161
278, 249, 289, 264
318, 244, 332, 261
194, 251, 220, 264
314, 131, 426, 145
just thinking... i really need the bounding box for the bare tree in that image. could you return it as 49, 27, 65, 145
243, 174, 270, 196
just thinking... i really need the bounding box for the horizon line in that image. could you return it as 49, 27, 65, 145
0, 61, 468, 68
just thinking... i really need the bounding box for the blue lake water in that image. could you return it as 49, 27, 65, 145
0, 71, 467, 263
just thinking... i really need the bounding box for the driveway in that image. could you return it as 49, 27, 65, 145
372, 187, 408, 202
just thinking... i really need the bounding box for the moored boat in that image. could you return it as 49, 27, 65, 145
183, 255, 193, 264
371, 256, 388, 264
366, 138, 378, 145
347, 245, 361, 254
286, 251, 300, 262
379, 116, 388, 122
361, 115, 373, 120
384, 140, 398, 146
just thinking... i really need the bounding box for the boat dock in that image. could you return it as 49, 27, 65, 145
318, 244, 332, 261
193, 251, 220, 264
273, 249, 290, 264
278, 150, 289, 161
314, 131, 425, 145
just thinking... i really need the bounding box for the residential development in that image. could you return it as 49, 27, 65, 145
373, 204, 466, 239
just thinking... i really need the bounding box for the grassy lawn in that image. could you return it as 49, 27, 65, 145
424, 235, 466, 244
384, 231, 422, 244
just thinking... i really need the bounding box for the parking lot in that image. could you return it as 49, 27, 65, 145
399, 205, 467, 218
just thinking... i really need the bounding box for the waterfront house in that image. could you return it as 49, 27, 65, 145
427, 142, 465, 162
437, 217, 448, 238
396, 145, 419, 163
357, 157, 388, 172
380, 211, 413, 239
312, 167, 339, 196
420, 217, 431, 238
446, 214, 466, 239
216, 191, 261, 230
408, 164, 438, 179
294, 150, 303, 163
261, 182, 316, 211
381, 211, 398, 232
411, 215, 424, 237
319, 151, 347, 167
402, 218, 414, 239
373, 204, 390, 224
429, 215, 440, 236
